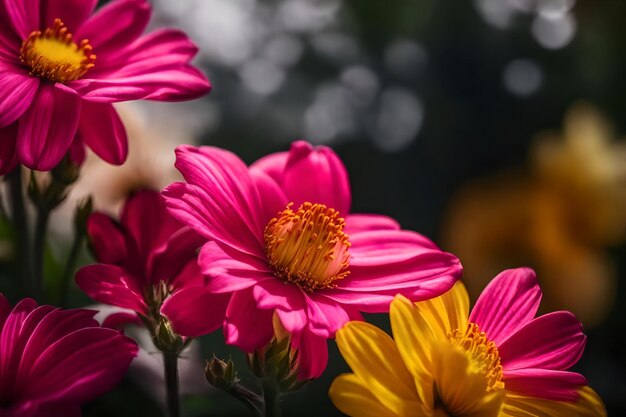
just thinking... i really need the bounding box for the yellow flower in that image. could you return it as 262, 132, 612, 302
330, 272, 606, 417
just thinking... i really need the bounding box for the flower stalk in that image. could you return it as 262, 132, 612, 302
163, 351, 181, 417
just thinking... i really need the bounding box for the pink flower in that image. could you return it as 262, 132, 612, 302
75, 190, 229, 337
329, 267, 606, 416
0, 293, 137, 417
0, 0, 210, 173
161, 141, 462, 379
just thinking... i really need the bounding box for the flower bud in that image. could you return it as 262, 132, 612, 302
206, 356, 238, 390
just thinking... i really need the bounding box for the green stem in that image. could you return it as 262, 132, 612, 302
261, 380, 281, 417
32, 204, 50, 300
7, 169, 34, 297
226, 384, 264, 417
59, 230, 84, 307
163, 351, 181, 417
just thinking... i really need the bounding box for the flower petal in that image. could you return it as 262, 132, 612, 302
414, 280, 469, 341
344, 214, 400, 234
249, 150, 288, 183
388, 296, 436, 407
0, 63, 39, 127
501, 386, 607, 417
78, 102, 128, 165
75, 0, 150, 57
24, 327, 137, 404
503, 368, 587, 401
469, 268, 542, 346
17, 84, 81, 171
499, 311, 586, 372
281, 141, 351, 214
161, 286, 229, 337
305, 293, 354, 338
163, 145, 266, 258
68, 66, 210, 103
329, 374, 397, 417
87, 212, 127, 265
335, 321, 425, 415
291, 328, 328, 380
348, 229, 439, 267
42, 0, 97, 31
75, 264, 147, 314
224, 289, 274, 352
3, 0, 39, 38
325, 250, 461, 313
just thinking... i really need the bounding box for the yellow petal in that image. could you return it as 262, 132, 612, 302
390, 295, 436, 408
415, 281, 470, 340
501, 386, 607, 417
432, 341, 504, 417
335, 321, 427, 416
329, 374, 397, 417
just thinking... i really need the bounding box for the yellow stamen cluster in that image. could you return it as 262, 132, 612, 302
448, 323, 504, 392
264, 202, 351, 292
20, 18, 95, 83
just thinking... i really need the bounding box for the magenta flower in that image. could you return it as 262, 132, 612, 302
161, 141, 462, 379
0, 0, 210, 173
75, 190, 229, 337
0, 293, 137, 417
329, 267, 606, 416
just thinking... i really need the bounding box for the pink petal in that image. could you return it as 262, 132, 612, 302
469, 268, 542, 346
42, 0, 97, 31
24, 327, 137, 404
224, 289, 274, 352
90, 29, 200, 78
0, 63, 39, 127
3, 0, 39, 38
67, 66, 210, 103
305, 293, 353, 338
87, 212, 127, 265
499, 311, 586, 372
0, 293, 10, 327
324, 250, 461, 312
276, 308, 308, 335
252, 278, 304, 311
150, 228, 205, 285
120, 190, 180, 269
102, 312, 142, 330
161, 286, 229, 338
75, 264, 147, 314
281, 141, 351, 214
503, 368, 587, 401
67, 134, 86, 166
163, 146, 267, 258
249, 168, 289, 226
198, 242, 273, 293
0, 1, 21, 59
75, 0, 150, 57
78, 102, 128, 165
0, 123, 18, 175
249, 150, 289, 183
292, 328, 328, 380
344, 214, 400, 234
16, 84, 81, 171
348, 229, 439, 267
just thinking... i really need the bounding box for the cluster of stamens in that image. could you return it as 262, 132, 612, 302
264, 202, 351, 292
447, 323, 505, 392
20, 18, 95, 83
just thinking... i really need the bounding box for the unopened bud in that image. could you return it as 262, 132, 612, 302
206, 356, 238, 390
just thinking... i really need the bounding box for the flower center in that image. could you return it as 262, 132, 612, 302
264, 202, 351, 292
20, 18, 95, 83
447, 323, 504, 393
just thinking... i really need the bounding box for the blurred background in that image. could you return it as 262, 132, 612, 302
3, 0, 626, 415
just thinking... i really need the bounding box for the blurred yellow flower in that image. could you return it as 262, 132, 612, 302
441, 102, 625, 326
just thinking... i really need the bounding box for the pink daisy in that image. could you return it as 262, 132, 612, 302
0, 0, 210, 173
75, 190, 229, 342
161, 141, 462, 379
0, 293, 137, 417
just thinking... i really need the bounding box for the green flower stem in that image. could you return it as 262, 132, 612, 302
163, 351, 181, 417
261, 379, 282, 417
7, 169, 34, 297
32, 204, 50, 300
59, 229, 84, 307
